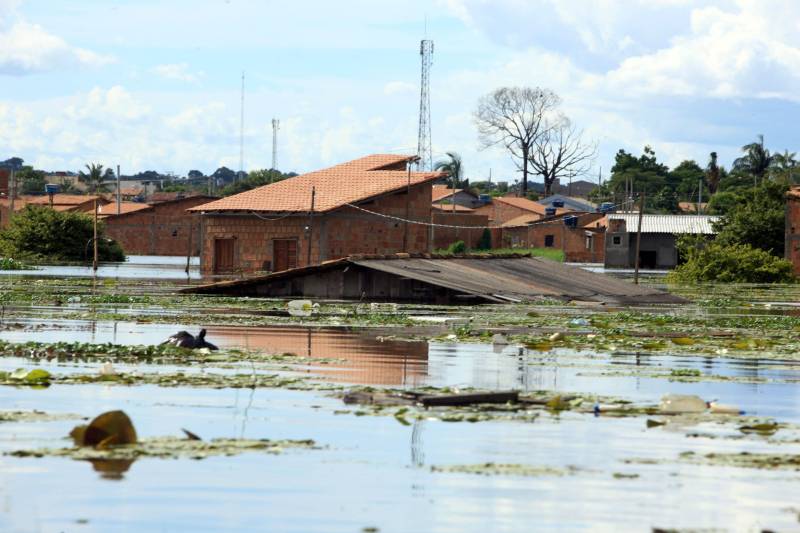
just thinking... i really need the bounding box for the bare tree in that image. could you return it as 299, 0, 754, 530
474, 87, 560, 196
528, 116, 596, 197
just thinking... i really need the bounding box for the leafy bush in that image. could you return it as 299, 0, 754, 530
0, 206, 125, 262
0, 257, 33, 270
475, 228, 492, 250
668, 241, 795, 283
713, 180, 787, 257
446, 240, 467, 254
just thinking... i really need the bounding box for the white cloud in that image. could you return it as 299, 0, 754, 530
153, 63, 203, 83
0, 20, 112, 75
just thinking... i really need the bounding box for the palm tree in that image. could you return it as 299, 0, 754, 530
434, 152, 464, 212
79, 163, 113, 194
705, 152, 720, 194
733, 135, 773, 186
771, 149, 798, 184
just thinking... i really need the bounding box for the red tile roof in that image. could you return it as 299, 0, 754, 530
191, 154, 444, 213
499, 213, 541, 228
431, 184, 462, 202
27, 194, 104, 206
97, 202, 151, 217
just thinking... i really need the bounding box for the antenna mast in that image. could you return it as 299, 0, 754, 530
416, 39, 433, 171
239, 71, 245, 180
271, 118, 280, 171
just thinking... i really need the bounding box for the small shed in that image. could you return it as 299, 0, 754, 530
183, 253, 684, 305
604, 214, 719, 269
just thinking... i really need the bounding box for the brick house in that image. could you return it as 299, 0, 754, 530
430, 205, 490, 249
474, 196, 567, 226
189, 154, 443, 274
499, 213, 606, 262
26, 194, 110, 213
102, 196, 216, 256
431, 185, 482, 209
786, 188, 800, 275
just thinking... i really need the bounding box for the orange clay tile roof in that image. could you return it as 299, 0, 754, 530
191, 154, 444, 213
499, 213, 541, 228
97, 202, 151, 217
26, 194, 104, 206
431, 184, 463, 202
494, 196, 568, 216
431, 204, 475, 212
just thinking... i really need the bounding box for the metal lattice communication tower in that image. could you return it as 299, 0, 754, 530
271, 118, 280, 171
416, 39, 433, 171
239, 72, 245, 181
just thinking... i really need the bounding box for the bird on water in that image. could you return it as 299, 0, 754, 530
161, 328, 218, 350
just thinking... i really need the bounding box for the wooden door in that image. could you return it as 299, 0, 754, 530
273, 239, 297, 272
214, 238, 235, 273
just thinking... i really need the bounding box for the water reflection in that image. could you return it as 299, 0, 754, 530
87, 458, 135, 480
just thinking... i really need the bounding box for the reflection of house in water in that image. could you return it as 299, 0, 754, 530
208, 326, 429, 386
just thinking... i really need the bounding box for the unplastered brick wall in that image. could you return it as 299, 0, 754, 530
474, 201, 541, 226
199, 184, 433, 274
786, 196, 800, 275
500, 223, 605, 262
103, 197, 212, 256
431, 212, 489, 249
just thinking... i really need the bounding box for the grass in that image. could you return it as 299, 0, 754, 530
485, 247, 565, 262
433, 246, 565, 262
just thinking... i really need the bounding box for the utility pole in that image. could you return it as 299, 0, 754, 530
271, 118, 279, 173
403, 163, 412, 251
416, 39, 434, 171
698, 178, 702, 215
116, 164, 121, 215
634, 192, 645, 285
9, 168, 15, 214
93, 199, 99, 272
239, 71, 245, 181
306, 187, 315, 266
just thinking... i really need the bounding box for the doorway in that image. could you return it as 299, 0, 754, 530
273, 239, 298, 272
213, 238, 236, 273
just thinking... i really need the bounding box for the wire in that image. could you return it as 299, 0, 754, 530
248, 210, 297, 222
342, 200, 631, 231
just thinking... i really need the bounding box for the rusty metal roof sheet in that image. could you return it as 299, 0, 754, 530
184, 254, 683, 304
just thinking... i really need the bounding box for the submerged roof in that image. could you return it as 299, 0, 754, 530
608, 214, 719, 234
191, 154, 443, 214
184, 254, 684, 305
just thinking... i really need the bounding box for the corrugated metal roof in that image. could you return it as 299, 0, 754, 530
183, 254, 685, 305
607, 214, 719, 234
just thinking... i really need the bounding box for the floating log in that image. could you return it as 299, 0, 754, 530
419, 391, 519, 407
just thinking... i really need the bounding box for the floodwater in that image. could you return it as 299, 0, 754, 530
0, 255, 202, 280
2, 265, 800, 531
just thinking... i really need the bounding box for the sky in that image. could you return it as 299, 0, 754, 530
1, 0, 800, 185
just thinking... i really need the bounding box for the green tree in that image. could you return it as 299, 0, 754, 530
0, 206, 125, 262
668, 160, 706, 205
79, 163, 114, 194
607, 146, 669, 200
705, 152, 721, 194
714, 180, 788, 257
770, 149, 798, 184
475, 228, 492, 250
733, 134, 773, 185
16, 166, 47, 195
668, 241, 794, 283
220, 169, 296, 196
434, 152, 465, 189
